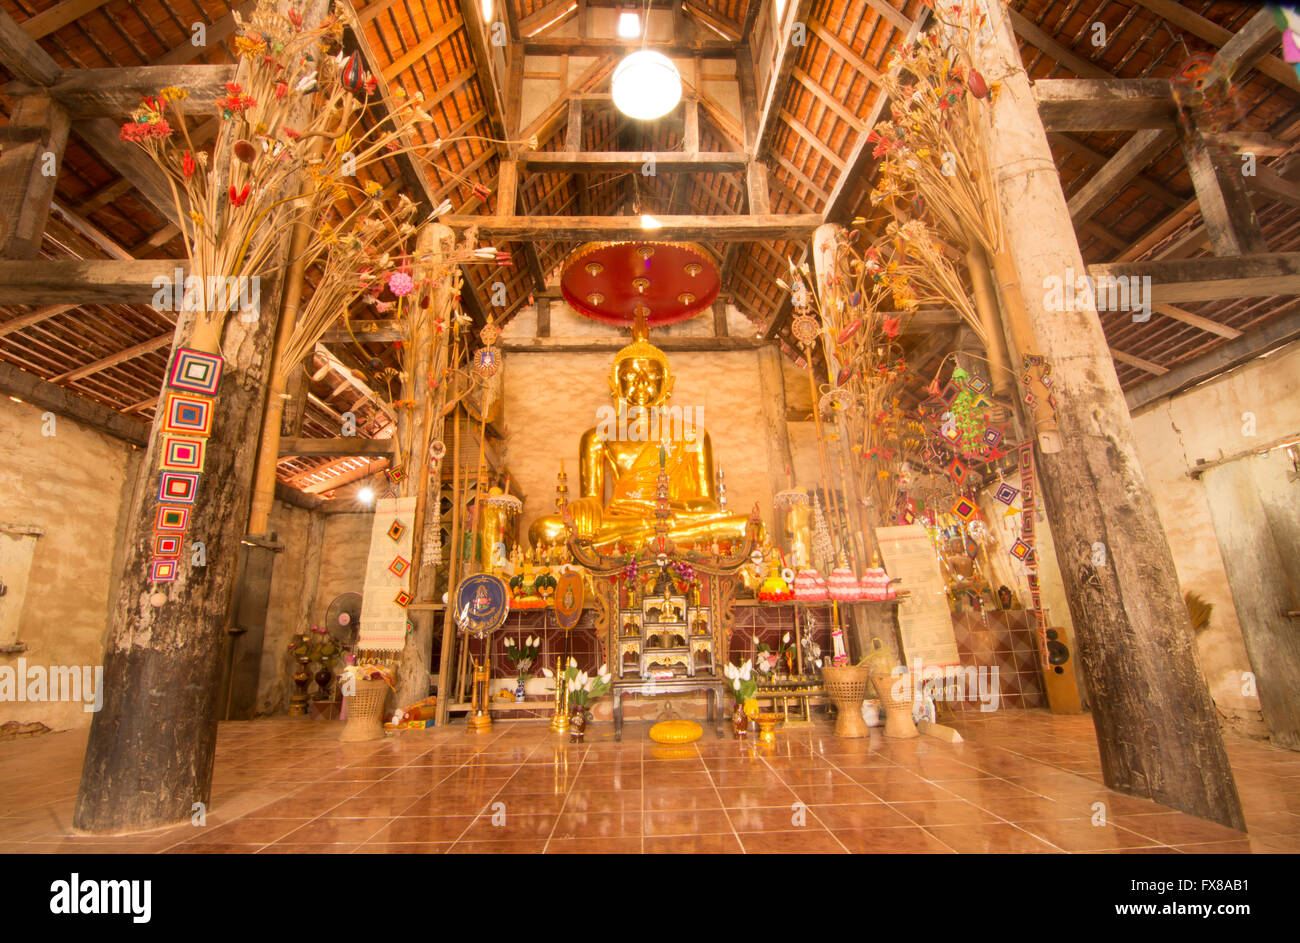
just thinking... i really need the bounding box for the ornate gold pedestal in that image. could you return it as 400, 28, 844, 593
756, 712, 783, 744
468, 658, 492, 732
549, 656, 570, 734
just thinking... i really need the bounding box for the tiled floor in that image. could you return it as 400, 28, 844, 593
1, 710, 1297, 853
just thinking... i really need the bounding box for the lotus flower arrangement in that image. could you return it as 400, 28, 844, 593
504, 634, 541, 699
723, 659, 759, 738
723, 659, 758, 703
563, 659, 613, 708
554, 658, 612, 742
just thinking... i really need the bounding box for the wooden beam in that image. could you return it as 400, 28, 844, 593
155, 1, 257, 65
1131, 0, 1299, 94
380, 14, 463, 80
521, 37, 736, 57
501, 336, 765, 353
1088, 253, 1300, 304
0, 358, 148, 445
0, 304, 75, 338
50, 333, 172, 383
1108, 346, 1168, 376
0, 259, 184, 305
1034, 78, 1177, 131
5, 65, 236, 117
0, 9, 61, 86
1152, 302, 1243, 340
1181, 124, 1267, 256
19, 0, 114, 40
0, 95, 70, 258
1051, 132, 1183, 208
1068, 129, 1174, 223
791, 66, 865, 131
823, 9, 927, 224
443, 213, 822, 241
74, 118, 182, 227
458, 0, 509, 143
1008, 7, 1109, 79
1126, 309, 1300, 412
755, 0, 812, 156
278, 437, 397, 457
519, 150, 748, 172
1246, 163, 1300, 211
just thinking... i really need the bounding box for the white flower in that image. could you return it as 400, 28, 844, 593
753, 634, 761, 646
568, 656, 577, 668
542, 668, 554, 678
739, 661, 752, 682
723, 663, 737, 680
600, 673, 611, 686
295, 71, 317, 93
597, 663, 608, 677
733, 679, 741, 691
782, 632, 791, 644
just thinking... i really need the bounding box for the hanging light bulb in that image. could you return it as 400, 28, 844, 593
612, 50, 682, 120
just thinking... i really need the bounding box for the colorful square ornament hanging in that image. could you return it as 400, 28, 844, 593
153, 534, 182, 558
158, 471, 200, 504
393, 590, 413, 608
387, 520, 406, 541
1010, 538, 1033, 561
993, 482, 1019, 505
150, 559, 179, 582
161, 393, 213, 436
388, 556, 410, 577
161, 436, 206, 472
154, 504, 190, 532
167, 347, 224, 396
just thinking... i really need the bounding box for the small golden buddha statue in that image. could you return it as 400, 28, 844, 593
528, 316, 755, 552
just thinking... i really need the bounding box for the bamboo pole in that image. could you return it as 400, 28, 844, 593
435, 337, 465, 726
963, 240, 1015, 402
246, 197, 314, 535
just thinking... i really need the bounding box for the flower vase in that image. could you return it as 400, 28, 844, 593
732, 701, 748, 738
569, 703, 587, 742
290, 657, 310, 716
314, 666, 333, 700
515, 677, 527, 701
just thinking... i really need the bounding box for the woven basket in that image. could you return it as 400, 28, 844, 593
820, 665, 871, 738
340, 678, 389, 742
871, 670, 919, 739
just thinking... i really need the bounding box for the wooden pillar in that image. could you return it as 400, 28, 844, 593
395, 224, 453, 708
756, 343, 795, 517
73, 0, 327, 835
969, 0, 1243, 827
0, 95, 69, 258
1202, 455, 1300, 750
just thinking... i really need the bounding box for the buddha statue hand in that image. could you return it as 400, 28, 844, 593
565, 496, 604, 539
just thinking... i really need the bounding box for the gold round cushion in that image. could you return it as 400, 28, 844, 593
649, 720, 703, 744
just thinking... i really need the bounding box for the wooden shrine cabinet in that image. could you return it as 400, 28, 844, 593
608, 573, 736, 739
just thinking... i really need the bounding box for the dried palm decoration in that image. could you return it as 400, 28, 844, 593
866, 3, 1060, 451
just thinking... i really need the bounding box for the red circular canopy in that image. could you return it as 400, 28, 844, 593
560, 241, 720, 328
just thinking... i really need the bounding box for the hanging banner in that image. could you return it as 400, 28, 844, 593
553, 570, 585, 630
454, 573, 510, 637
876, 524, 960, 669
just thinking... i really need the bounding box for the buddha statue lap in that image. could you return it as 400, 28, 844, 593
529, 319, 754, 553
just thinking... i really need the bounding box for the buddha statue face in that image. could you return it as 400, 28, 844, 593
615, 356, 668, 406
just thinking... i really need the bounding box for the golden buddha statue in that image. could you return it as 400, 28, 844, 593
528, 317, 754, 552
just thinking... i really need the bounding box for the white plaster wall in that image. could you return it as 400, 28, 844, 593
1129, 341, 1300, 733
0, 397, 137, 731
